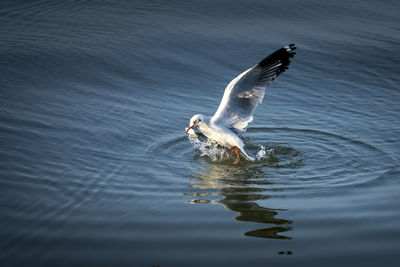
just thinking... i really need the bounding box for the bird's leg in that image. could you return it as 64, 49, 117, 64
233, 146, 240, 165
227, 146, 235, 153
227, 146, 240, 164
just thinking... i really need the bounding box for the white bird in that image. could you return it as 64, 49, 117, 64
186, 44, 296, 164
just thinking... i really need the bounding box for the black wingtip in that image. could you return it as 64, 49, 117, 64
253, 44, 297, 83
284, 44, 297, 56
257, 44, 297, 69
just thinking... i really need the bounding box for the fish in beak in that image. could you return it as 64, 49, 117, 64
185, 124, 198, 137
185, 124, 195, 133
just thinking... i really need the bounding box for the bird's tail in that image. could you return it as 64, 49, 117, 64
239, 147, 255, 161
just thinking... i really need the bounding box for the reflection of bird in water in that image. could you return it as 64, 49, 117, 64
219, 190, 292, 239
185, 45, 296, 164
189, 164, 292, 239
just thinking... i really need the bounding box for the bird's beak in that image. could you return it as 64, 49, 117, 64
186, 124, 195, 133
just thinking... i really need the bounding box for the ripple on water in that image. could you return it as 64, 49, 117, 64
145, 127, 394, 240
147, 127, 394, 194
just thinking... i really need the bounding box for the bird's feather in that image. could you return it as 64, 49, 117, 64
211, 44, 296, 132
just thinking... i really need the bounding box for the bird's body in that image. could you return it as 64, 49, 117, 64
187, 114, 253, 162
186, 44, 296, 164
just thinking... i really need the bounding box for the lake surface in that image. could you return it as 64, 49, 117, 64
1, 0, 399, 266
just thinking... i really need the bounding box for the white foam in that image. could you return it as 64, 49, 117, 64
189, 135, 275, 163
188, 135, 229, 162
256, 145, 274, 160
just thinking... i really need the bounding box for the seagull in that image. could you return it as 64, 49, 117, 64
186, 44, 296, 164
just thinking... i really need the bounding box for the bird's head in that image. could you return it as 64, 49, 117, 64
186, 114, 204, 133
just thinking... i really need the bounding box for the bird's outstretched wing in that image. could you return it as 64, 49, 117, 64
211, 44, 296, 132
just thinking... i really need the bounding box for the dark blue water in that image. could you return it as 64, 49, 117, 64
1, 0, 399, 266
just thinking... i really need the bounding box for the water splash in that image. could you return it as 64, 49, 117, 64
256, 146, 275, 160
187, 134, 229, 161
187, 134, 273, 163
